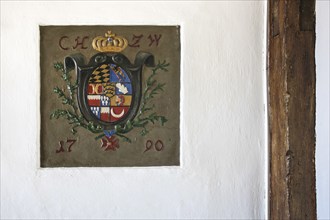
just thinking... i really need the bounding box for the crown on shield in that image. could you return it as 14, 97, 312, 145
92, 30, 128, 53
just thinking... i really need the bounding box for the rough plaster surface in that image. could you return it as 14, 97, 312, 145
1, 1, 267, 219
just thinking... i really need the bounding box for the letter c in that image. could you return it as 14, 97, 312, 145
59, 36, 69, 50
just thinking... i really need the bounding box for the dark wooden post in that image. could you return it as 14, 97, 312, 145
268, 0, 316, 219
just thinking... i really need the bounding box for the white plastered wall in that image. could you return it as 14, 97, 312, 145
0, 1, 267, 219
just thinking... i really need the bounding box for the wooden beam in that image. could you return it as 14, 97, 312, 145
268, 0, 316, 219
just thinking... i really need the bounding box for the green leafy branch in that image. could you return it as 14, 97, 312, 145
53, 63, 78, 114
51, 62, 103, 134
51, 60, 169, 143
53, 86, 77, 112
110, 60, 170, 142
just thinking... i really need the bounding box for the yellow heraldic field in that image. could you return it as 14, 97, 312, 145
110, 95, 132, 106
89, 64, 110, 83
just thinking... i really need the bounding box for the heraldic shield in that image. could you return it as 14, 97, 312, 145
64, 49, 155, 130
40, 26, 180, 167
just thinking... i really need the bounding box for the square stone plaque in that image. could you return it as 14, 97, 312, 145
40, 26, 180, 167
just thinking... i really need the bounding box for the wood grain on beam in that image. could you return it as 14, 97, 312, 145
268, 0, 316, 219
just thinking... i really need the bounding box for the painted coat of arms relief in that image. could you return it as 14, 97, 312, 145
40, 26, 180, 167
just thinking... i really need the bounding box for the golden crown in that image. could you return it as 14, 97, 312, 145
92, 30, 128, 53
